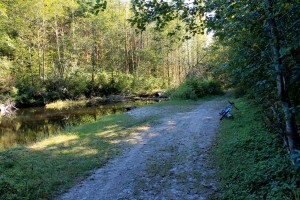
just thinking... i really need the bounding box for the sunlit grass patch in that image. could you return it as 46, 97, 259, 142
30, 134, 79, 149
0, 113, 140, 199
46, 99, 87, 110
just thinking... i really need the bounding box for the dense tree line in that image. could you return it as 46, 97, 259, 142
0, 0, 211, 107
130, 0, 299, 167
206, 0, 300, 167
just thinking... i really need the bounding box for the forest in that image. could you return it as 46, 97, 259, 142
0, 0, 217, 108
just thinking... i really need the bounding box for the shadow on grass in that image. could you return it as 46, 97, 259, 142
0, 114, 146, 199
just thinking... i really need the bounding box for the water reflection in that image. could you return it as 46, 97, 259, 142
0, 102, 146, 150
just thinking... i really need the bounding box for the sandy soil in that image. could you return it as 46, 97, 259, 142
57, 98, 225, 200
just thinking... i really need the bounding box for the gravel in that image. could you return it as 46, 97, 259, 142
57, 98, 225, 200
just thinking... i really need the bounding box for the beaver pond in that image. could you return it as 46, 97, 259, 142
0, 101, 152, 150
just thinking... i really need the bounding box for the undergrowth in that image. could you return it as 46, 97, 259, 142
212, 98, 300, 199
169, 76, 223, 100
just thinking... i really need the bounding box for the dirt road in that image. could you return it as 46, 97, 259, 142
57, 98, 225, 200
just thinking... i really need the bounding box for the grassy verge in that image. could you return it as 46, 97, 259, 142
212, 98, 299, 199
0, 98, 202, 199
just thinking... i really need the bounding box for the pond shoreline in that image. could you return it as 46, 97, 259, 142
9, 92, 170, 110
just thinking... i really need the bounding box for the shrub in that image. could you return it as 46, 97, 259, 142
171, 84, 198, 100
15, 85, 46, 107
170, 76, 223, 100
94, 72, 133, 95
131, 76, 164, 96
207, 79, 223, 94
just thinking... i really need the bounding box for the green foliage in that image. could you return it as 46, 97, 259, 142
130, 0, 204, 37
204, 0, 300, 157
94, 0, 107, 14
0, 57, 15, 97
170, 84, 198, 100
15, 85, 45, 107
213, 98, 299, 199
170, 76, 223, 100
64, 77, 88, 99
100, 73, 133, 95
12, 70, 166, 106
88, 72, 164, 97
131, 76, 164, 96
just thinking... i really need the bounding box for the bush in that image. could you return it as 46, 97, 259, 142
171, 84, 198, 100
93, 72, 133, 96
64, 77, 88, 99
92, 72, 164, 97
15, 85, 45, 107
170, 76, 223, 100
131, 76, 164, 96
207, 79, 223, 94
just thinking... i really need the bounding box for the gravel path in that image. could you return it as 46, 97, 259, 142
57, 98, 225, 200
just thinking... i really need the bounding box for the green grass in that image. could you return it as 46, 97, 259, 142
212, 98, 299, 199
0, 98, 203, 200
0, 114, 136, 199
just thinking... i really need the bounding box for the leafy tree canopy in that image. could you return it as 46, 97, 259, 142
129, 0, 206, 37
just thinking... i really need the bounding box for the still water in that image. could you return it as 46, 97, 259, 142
0, 102, 147, 150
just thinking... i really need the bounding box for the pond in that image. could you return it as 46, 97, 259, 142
0, 101, 150, 150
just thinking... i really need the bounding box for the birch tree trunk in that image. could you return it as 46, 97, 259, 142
28, 46, 34, 86
54, 15, 63, 80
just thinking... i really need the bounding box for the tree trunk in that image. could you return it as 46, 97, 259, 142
130, 31, 135, 74
186, 40, 190, 73
54, 15, 63, 80
71, 10, 78, 72
42, 17, 45, 82
28, 46, 34, 86
41, 0, 46, 83
91, 21, 96, 83
167, 52, 171, 86
264, 0, 300, 166
124, 6, 129, 74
